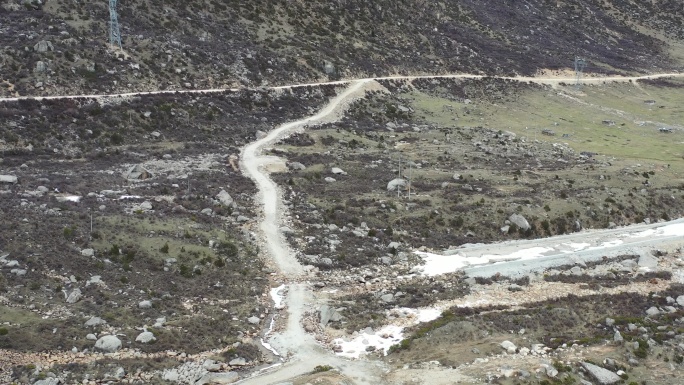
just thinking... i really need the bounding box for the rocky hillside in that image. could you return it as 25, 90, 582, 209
2, 0, 683, 96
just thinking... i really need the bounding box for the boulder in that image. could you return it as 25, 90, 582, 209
216, 190, 234, 207
288, 162, 306, 171
319, 305, 343, 327
0, 175, 18, 184
86, 334, 97, 340
139, 201, 153, 211
138, 300, 152, 309
637, 253, 658, 268
247, 316, 260, 325
135, 331, 156, 343
66, 289, 82, 304
500, 340, 517, 354
34, 40, 54, 52
331, 167, 347, 175
508, 214, 530, 231
580, 362, 621, 385
324, 177, 336, 183
85, 317, 107, 327
646, 306, 660, 316
94, 335, 122, 353
81, 248, 94, 257
380, 293, 395, 303
677, 295, 684, 307
196, 372, 239, 384
387, 178, 407, 192
229, 357, 247, 366
124, 164, 154, 180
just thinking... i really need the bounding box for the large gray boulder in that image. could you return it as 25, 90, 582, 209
508, 214, 531, 231
319, 305, 343, 327
65, 289, 82, 304
34, 40, 54, 52
581, 362, 621, 384
500, 340, 517, 354
387, 178, 407, 192
94, 335, 122, 353
84, 317, 107, 327
0, 175, 18, 184
135, 331, 156, 343
216, 190, 234, 206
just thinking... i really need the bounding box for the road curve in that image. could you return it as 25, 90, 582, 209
1, 72, 682, 102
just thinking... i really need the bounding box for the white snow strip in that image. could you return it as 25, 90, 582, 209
333, 325, 405, 359
257, 363, 282, 373
260, 338, 281, 357
270, 285, 285, 309
415, 246, 554, 276
658, 223, 684, 236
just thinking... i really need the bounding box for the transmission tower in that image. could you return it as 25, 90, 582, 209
109, 0, 122, 49
574, 56, 587, 88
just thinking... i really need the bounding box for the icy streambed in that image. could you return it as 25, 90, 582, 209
260, 285, 286, 359
415, 222, 684, 277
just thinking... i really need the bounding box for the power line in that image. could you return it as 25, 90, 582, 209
109, 0, 122, 49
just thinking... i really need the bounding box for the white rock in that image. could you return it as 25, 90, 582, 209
94, 335, 122, 352
500, 340, 517, 354
81, 248, 95, 257
135, 331, 156, 343
66, 289, 82, 304
138, 300, 152, 309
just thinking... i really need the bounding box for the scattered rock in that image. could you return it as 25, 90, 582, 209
500, 340, 517, 354
124, 164, 154, 180
319, 305, 343, 327
646, 307, 660, 316
508, 214, 530, 231
94, 335, 122, 353
581, 362, 621, 385
0, 175, 18, 184
138, 300, 152, 309
139, 201, 153, 211
387, 178, 407, 192
65, 289, 82, 304
136, 331, 156, 343
247, 316, 260, 325
288, 162, 306, 171
80, 248, 94, 257
216, 190, 234, 207
85, 317, 107, 327
380, 293, 395, 303
196, 372, 239, 384
229, 357, 247, 366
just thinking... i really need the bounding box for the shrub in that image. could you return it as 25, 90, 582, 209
160, 243, 169, 254
0, 328, 8, 336
313, 365, 333, 373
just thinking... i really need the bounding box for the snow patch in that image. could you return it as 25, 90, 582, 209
270, 285, 285, 309
415, 246, 554, 276
333, 325, 405, 359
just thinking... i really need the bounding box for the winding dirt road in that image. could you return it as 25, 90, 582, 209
239, 80, 386, 384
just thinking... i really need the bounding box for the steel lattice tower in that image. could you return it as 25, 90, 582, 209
109, 0, 122, 48
574, 56, 587, 88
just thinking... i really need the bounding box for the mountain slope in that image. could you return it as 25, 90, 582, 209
1, 0, 682, 96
